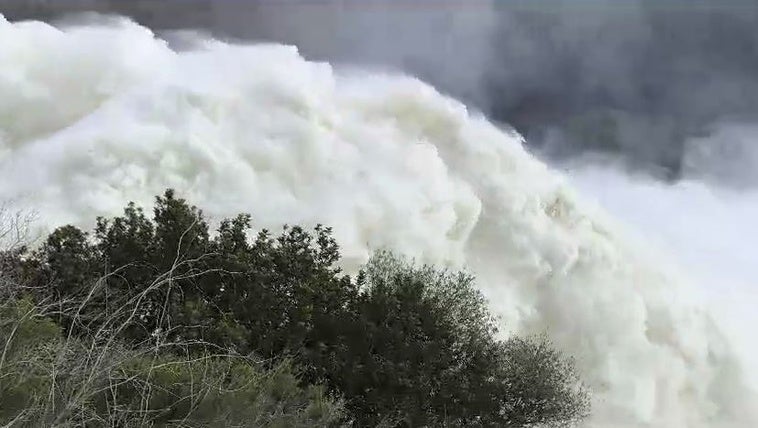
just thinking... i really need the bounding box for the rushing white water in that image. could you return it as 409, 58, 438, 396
1, 16, 756, 427
569, 166, 758, 386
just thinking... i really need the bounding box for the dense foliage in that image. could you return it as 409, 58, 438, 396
0, 298, 344, 427
1, 190, 589, 427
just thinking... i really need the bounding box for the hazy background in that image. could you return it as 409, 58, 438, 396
3, 0, 758, 183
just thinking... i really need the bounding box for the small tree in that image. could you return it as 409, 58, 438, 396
326, 252, 590, 427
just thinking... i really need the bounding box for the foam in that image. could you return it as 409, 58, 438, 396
1, 16, 755, 426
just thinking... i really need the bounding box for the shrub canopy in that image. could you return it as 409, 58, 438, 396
2, 190, 589, 427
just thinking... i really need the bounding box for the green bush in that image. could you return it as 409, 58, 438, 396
9, 189, 589, 427
330, 253, 589, 427
0, 298, 62, 423
0, 298, 345, 427
92, 354, 344, 427
23, 191, 355, 358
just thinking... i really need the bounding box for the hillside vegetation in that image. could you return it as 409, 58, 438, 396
0, 190, 589, 427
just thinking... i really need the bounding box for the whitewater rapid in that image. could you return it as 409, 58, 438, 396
1, 16, 755, 427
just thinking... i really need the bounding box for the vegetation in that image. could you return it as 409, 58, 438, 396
0, 190, 589, 427
0, 297, 344, 427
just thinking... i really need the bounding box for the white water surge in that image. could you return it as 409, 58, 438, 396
1, 16, 756, 427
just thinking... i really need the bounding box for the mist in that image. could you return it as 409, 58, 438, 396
1, 2, 757, 426
4, 0, 758, 180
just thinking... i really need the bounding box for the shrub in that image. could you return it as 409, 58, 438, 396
12, 190, 589, 427
0, 297, 345, 427
329, 252, 590, 427
0, 297, 61, 423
